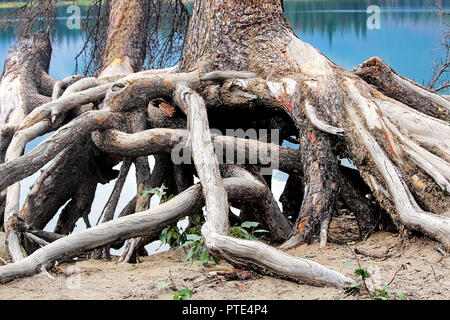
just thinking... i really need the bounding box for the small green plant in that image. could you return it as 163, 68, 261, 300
229, 221, 269, 240
180, 233, 219, 266
173, 288, 193, 300
159, 224, 186, 248
140, 184, 174, 203
159, 216, 219, 266
140, 184, 167, 198
372, 285, 407, 300
159, 219, 269, 266
344, 242, 407, 300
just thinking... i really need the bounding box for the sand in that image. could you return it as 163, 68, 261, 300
0, 228, 448, 300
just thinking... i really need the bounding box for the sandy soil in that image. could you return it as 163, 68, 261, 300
1, 220, 448, 300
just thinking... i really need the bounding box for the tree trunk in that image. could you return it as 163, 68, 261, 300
99, 0, 150, 79
179, 0, 449, 248
0, 32, 55, 261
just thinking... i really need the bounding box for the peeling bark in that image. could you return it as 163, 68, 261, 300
354, 57, 450, 121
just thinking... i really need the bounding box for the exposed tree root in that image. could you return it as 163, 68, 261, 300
173, 85, 353, 287
0, 176, 286, 283
1, 0, 449, 289
0, 110, 117, 191
354, 57, 450, 121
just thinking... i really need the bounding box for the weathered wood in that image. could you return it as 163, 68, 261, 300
0, 32, 53, 129
98, 160, 132, 225
0, 111, 118, 192
119, 111, 152, 263
0, 177, 272, 282
52, 75, 84, 101
21, 84, 111, 129
0, 185, 202, 281
54, 180, 97, 235
4, 121, 51, 261
338, 166, 382, 240
24, 233, 49, 248
343, 77, 450, 249
174, 85, 353, 287
279, 174, 303, 223
0, 32, 54, 177
354, 57, 450, 121
304, 100, 344, 136
18, 136, 115, 233
92, 128, 301, 174
229, 166, 292, 242
1, 0, 448, 288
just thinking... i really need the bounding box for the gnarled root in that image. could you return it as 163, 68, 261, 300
173, 85, 353, 288
0, 174, 285, 283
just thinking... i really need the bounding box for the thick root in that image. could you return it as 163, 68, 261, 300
174, 85, 353, 288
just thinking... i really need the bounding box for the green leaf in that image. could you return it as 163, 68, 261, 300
354, 268, 370, 279
349, 282, 361, 288
179, 240, 194, 248
178, 289, 192, 295
166, 231, 173, 244
193, 246, 202, 260
185, 245, 198, 261
253, 229, 269, 233
200, 247, 209, 265
174, 289, 193, 300
397, 292, 407, 299
186, 234, 202, 242
241, 221, 260, 229
211, 255, 220, 264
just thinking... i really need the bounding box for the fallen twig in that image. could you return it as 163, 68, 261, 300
387, 264, 406, 286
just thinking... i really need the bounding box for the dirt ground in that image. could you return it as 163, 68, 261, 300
1, 219, 448, 301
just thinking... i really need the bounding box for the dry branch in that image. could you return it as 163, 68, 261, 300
92, 128, 301, 174
21, 84, 111, 129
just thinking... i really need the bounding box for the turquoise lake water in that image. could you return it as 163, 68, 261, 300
1, 0, 448, 89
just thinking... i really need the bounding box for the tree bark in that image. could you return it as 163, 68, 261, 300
99, 0, 150, 79
0, 32, 55, 261
179, 0, 450, 249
